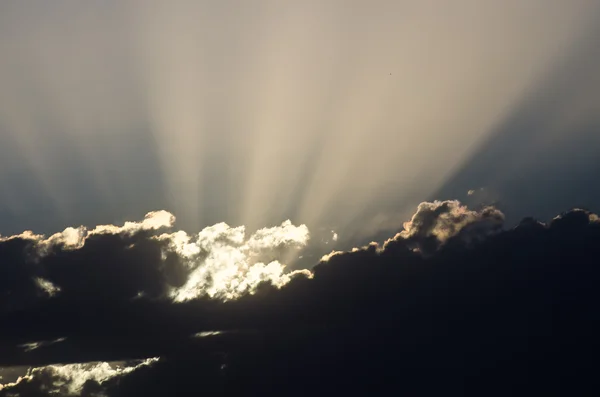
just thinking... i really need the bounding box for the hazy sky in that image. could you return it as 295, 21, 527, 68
1, 0, 599, 244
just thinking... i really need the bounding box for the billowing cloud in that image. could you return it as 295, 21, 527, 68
1, 202, 505, 308
0, 211, 312, 312
164, 220, 311, 301
389, 200, 504, 254
0, 210, 174, 253
0, 204, 599, 396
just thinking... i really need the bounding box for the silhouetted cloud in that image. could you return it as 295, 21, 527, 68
386, 200, 504, 254
1, 203, 599, 396
0, 212, 311, 313
0, 359, 158, 396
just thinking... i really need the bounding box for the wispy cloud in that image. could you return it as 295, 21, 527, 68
0, 358, 159, 395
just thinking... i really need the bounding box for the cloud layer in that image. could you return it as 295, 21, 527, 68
1, 202, 599, 395
0, 211, 312, 313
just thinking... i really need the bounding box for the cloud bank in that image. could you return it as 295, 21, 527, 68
1, 202, 599, 395
0, 211, 311, 313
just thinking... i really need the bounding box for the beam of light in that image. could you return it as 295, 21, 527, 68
431, 18, 600, 224
0, 1, 599, 245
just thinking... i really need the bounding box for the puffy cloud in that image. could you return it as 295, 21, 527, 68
0, 212, 312, 311
392, 200, 504, 254
0, 210, 174, 256
90, 210, 175, 236
166, 220, 311, 301
247, 221, 309, 251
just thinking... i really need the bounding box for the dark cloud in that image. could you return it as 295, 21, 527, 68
387, 199, 504, 254
0, 224, 176, 314
1, 203, 599, 396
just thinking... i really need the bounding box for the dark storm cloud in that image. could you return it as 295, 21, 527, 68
1, 203, 599, 395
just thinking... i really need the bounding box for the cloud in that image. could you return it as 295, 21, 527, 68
4, 201, 502, 308
0, 203, 599, 395
33, 278, 61, 297
162, 220, 311, 301
0, 210, 174, 245
18, 337, 66, 353
386, 200, 504, 254
0, 212, 312, 313
0, 358, 159, 396
89, 210, 175, 236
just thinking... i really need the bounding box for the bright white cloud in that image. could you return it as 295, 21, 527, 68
166, 220, 311, 301
247, 220, 309, 252
0, 211, 175, 252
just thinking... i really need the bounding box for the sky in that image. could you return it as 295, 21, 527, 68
1, 1, 600, 396
1, 1, 599, 242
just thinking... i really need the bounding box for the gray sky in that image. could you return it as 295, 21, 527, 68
1, 0, 599, 244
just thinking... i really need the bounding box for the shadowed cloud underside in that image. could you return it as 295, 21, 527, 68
0, 203, 599, 395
